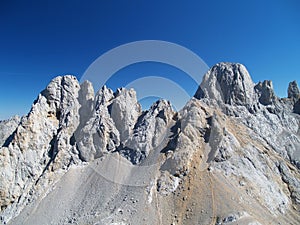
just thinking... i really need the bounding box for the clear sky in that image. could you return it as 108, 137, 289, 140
0, 0, 299, 120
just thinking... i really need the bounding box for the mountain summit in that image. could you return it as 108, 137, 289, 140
1, 63, 300, 225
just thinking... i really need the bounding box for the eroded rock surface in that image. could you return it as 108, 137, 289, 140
1, 63, 300, 225
0, 115, 20, 147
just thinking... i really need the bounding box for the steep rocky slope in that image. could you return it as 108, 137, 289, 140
0, 62, 300, 225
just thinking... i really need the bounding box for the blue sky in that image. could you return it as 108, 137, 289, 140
0, 0, 299, 120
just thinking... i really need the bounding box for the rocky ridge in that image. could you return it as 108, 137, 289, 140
0, 62, 300, 225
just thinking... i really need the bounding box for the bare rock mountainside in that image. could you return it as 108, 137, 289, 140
1, 62, 300, 225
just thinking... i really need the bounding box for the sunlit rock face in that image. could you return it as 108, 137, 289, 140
1, 63, 300, 225
195, 63, 258, 109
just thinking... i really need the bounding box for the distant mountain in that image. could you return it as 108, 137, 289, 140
1, 63, 300, 225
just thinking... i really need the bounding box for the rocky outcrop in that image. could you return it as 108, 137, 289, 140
75, 85, 120, 162
287, 81, 300, 114
121, 99, 174, 164
74, 86, 175, 164
1, 63, 300, 225
109, 88, 141, 143
194, 62, 300, 166
0, 115, 20, 147
288, 80, 300, 99
0, 76, 175, 223
195, 62, 257, 111
160, 99, 210, 176
254, 80, 277, 105
0, 75, 83, 220
294, 99, 300, 114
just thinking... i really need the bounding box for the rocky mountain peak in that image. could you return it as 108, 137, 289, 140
94, 85, 114, 108
288, 80, 300, 99
1, 63, 300, 225
194, 62, 257, 109
108, 87, 141, 142
41, 75, 80, 112
79, 80, 94, 103
254, 80, 276, 105
288, 81, 300, 114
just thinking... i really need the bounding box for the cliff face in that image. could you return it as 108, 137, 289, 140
0, 63, 300, 225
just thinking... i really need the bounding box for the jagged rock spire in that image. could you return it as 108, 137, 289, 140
288, 80, 300, 99
254, 80, 276, 105
194, 62, 257, 109
1, 65, 300, 225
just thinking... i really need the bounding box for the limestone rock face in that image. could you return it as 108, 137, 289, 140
0, 75, 82, 220
294, 99, 300, 114
0, 115, 20, 147
287, 81, 300, 114
109, 88, 141, 143
254, 80, 277, 105
75, 85, 120, 162
195, 62, 257, 110
288, 80, 300, 99
160, 99, 209, 177
121, 99, 175, 164
1, 63, 300, 225
193, 63, 300, 212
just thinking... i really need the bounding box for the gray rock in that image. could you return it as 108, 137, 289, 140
254, 80, 276, 105
278, 161, 300, 204
0, 75, 82, 220
194, 63, 300, 216
288, 80, 300, 99
121, 99, 174, 164
156, 171, 180, 196
0, 115, 20, 147
77, 80, 95, 129
75, 85, 120, 161
294, 99, 300, 114
195, 62, 257, 110
108, 88, 141, 143
160, 99, 210, 176
1, 63, 300, 225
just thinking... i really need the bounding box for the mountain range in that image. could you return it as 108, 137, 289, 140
0, 62, 300, 225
